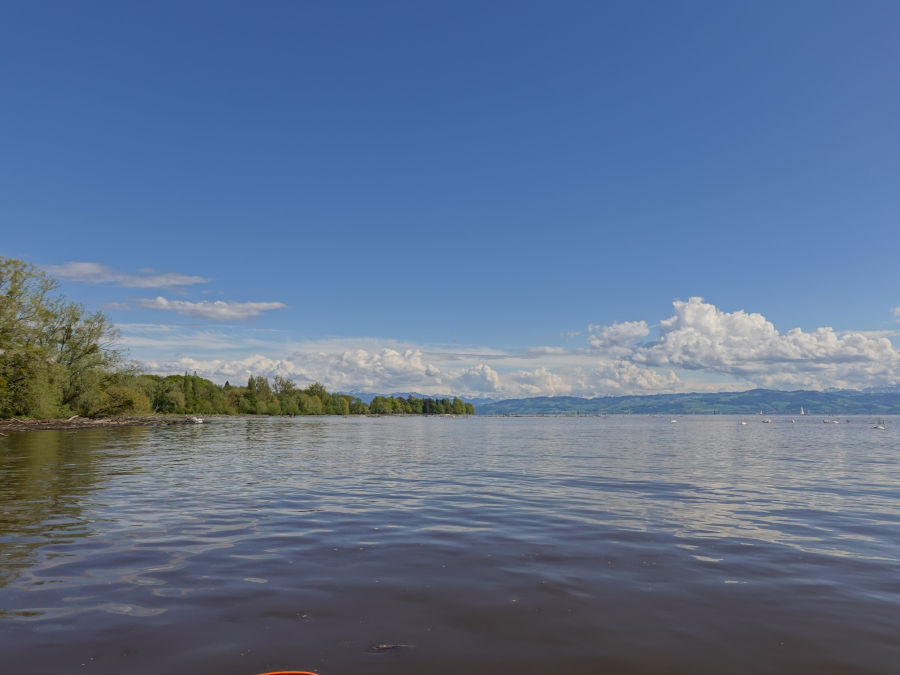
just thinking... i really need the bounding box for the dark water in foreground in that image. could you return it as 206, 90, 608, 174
1, 415, 899, 674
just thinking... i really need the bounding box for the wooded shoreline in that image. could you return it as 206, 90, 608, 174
1, 258, 475, 420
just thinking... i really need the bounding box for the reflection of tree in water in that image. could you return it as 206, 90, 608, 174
0, 427, 149, 587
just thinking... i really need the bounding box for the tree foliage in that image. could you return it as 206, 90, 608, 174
126, 373, 474, 417
0, 258, 122, 417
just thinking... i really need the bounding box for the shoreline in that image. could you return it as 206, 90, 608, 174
0, 416, 204, 434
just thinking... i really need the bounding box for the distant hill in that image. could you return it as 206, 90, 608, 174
475, 389, 900, 415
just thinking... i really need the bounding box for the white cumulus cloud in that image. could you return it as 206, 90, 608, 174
141, 348, 446, 393
587, 320, 650, 356
499, 367, 574, 397
454, 364, 502, 392
627, 297, 900, 389
591, 360, 680, 393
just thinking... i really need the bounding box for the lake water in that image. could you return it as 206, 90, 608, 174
1, 415, 899, 674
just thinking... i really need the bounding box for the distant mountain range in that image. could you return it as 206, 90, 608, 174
474, 389, 900, 415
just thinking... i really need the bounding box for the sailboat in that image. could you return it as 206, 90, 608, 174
800, 406, 805, 416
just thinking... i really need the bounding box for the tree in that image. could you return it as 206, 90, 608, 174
298, 392, 322, 414
369, 396, 392, 414
331, 393, 351, 415
93, 371, 153, 417
272, 375, 296, 396
350, 399, 369, 414
0, 258, 121, 417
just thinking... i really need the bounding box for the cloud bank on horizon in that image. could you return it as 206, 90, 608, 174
122, 297, 900, 398
44, 262, 900, 397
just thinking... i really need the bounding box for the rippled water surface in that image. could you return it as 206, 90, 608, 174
2, 415, 900, 674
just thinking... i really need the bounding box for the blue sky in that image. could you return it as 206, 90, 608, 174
4, 1, 900, 396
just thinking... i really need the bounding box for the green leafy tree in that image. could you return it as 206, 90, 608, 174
331, 393, 351, 415
298, 392, 322, 414
272, 375, 295, 396
0, 258, 121, 417
369, 396, 392, 414
350, 399, 369, 414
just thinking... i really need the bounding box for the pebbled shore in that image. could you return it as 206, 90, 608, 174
0, 416, 205, 434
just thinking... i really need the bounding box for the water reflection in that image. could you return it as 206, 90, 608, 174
0, 428, 150, 587
1, 416, 899, 674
